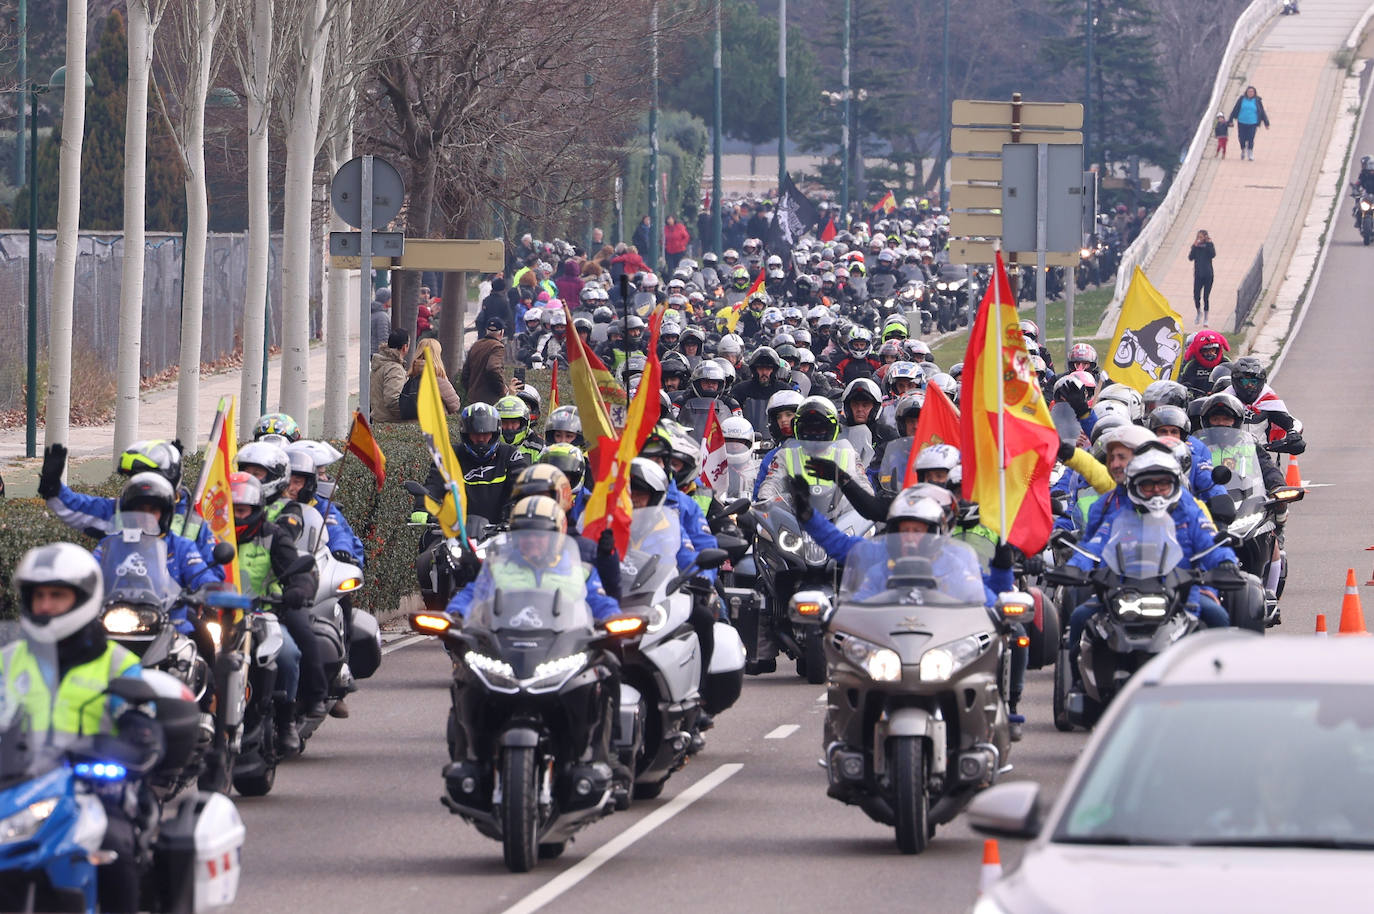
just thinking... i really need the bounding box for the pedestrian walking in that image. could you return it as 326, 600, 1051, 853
1189, 229, 1216, 325
664, 215, 690, 272
1214, 113, 1229, 158
1227, 86, 1269, 161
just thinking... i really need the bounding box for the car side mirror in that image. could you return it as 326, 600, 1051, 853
967, 780, 1042, 839
211, 542, 236, 566
1210, 465, 1232, 486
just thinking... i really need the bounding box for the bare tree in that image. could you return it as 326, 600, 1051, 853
1152, 0, 1249, 162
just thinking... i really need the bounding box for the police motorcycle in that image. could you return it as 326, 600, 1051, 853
618, 507, 741, 799
807, 531, 1016, 854
0, 628, 245, 913
743, 438, 874, 684
1195, 425, 1302, 628
1047, 512, 1247, 730
406, 529, 650, 873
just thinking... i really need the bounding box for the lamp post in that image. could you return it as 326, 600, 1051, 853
840, 0, 850, 220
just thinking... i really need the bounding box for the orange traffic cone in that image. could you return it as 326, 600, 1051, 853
1284, 457, 1301, 487
979, 838, 1003, 894
1315, 614, 1328, 636
1339, 569, 1369, 635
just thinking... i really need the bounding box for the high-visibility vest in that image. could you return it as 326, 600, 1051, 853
0, 641, 139, 740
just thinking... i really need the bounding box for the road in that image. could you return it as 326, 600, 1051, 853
229, 69, 1374, 914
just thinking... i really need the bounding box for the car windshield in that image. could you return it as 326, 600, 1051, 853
1055, 684, 1374, 847
465, 531, 593, 634
98, 521, 178, 608
1196, 426, 1266, 515
1100, 512, 1184, 578
838, 534, 987, 606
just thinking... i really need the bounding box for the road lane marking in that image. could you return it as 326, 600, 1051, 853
500, 762, 744, 914
381, 634, 427, 655
816, 692, 826, 702
764, 724, 800, 739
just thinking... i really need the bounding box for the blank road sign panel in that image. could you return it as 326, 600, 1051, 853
948, 212, 1003, 236
950, 158, 1004, 182
1000, 143, 1086, 253
952, 128, 1082, 154
948, 184, 1004, 209
947, 241, 1078, 266
951, 100, 1084, 129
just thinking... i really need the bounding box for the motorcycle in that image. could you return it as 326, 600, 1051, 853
618, 507, 739, 798
1196, 425, 1303, 627
1047, 511, 1247, 730
0, 629, 245, 913
409, 531, 648, 872
225, 596, 287, 798
1360, 190, 1374, 245
812, 532, 1015, 854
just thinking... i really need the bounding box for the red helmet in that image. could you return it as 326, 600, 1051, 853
1186, 330, 1230, 368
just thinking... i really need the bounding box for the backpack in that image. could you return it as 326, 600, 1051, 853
397, 374, 421, 420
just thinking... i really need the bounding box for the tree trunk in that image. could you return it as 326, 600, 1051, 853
392, 150, 436, 348
45, 0, 89, 449
277, 0, 331, 435
237, 0, 272, 441
115, 0, 154, 459
438, 270, 465, 380
174, 0, 220, 445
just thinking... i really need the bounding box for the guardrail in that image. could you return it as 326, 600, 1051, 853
1106, 0, 1282, 315
1233, 246, 1264, 332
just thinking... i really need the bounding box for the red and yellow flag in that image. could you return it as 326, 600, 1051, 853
345, 411, 387, 491
417, 354, 467, 539
583, 304, 666, 557
902, 382, 962, 488
959, 251, 1059, 554
872, 190, 896, 214
724, 267, 767, 333
563, 302, 621, 464
198, 398, 241, 592
550, 359, 560, 410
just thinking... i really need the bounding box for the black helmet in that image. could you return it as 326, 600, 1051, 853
1200, 392, 1246, 427
1147, 405, 1191, 437
1208, 363, 1233, 393
459, 403, 501, 458
119, 472, 177, 535
793, 397, 840, 442
1229, 356, 1267, 405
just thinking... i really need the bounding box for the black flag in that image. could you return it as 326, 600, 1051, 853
765, 172, 820, 261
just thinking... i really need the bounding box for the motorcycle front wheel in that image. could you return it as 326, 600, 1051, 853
892, 737, 930, 854
502, 746, 539, 873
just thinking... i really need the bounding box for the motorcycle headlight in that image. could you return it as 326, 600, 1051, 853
1113, 592, 1168, 621
918, 635, 986, 682
1361, 200, 1372, 211
103, 605, 157, 635
1080, 248, 1092, 258
842, 636, 903, 682
936, 282, 948, 291
777, 529, 804, 554
205, 620, 223, 651
803, 539, 829, 565
0, 797, 57, 845
644, 605, 668, 633
465, 650, 518, 689
527, 652, 589, 693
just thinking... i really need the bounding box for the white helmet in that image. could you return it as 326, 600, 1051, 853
886, 489, 946, 531
14, 543, 104, 644
1096, 383, 1145, 422
717, 334, 745, 357
236, 441, 292, 501
1125, 447, 1183, 516
915, 443, 960, 474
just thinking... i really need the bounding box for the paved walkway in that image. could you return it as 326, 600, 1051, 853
1144, 0, 1370, 334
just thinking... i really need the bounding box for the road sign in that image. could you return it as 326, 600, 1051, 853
329, 231, 405, 257
329, 238, 505, 273
949, 158, 1004, 183
1000, 144, 1085, 253
952, 99, 1083, 130
947, 240, 1078, 267
947, 184, 1003, 210
948, 212, 1003, 236
330, 156, 405, 229
952, 128, 1083, 155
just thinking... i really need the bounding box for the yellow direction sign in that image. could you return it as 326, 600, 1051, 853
947, 240, 1079, 267
948, 212, 1003, 236
952, 128, 1083, 155
950, 158, 1004, 183
951, 100, 1084, 130
947, 184, 1003, 210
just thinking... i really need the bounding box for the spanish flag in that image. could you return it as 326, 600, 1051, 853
959, 250, 1059, 555
724, 267, 766, 333
416, 354, 467, 540
198, 398, 241, 592
872, 189, 896, 214
583, 304, 666, 557
563, 302, 620, 464
345, 411, 387, 491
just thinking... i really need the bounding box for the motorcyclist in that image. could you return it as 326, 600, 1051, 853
1065, 342, 1101, 385
495, 394, 546, 462
254, 412, 303, 442
674, 360, 741, 438
1224, 356, 1305, 451
511, 464, 620, 601
1145, 405, 1230, 505
1052, 370, 1100, 437
638, 427, 720, 580
228, 471, 323, 756
718, 415, 760, 501
1178, 330, 1230, 396
661, 351, 692, 395
757, 397, 872, 511
1352, 154, 1374, 227
840, 377, 888, 469
5, 544, 156, 912
833, 327, 881, 384
732, 347, 792, 433
752, 390, 805, 496
545, 405, 586, 448
1018, 320, 1055, 374
425, 403, 529, 525
1196, 393, 1286, 492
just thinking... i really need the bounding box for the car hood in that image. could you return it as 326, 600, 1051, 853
991, 844, 1370, 913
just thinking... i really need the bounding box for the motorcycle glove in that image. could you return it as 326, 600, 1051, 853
805, 456, 843, 482
991, 542, 1017, 571
282, 584, 313, 610
1055, 441, 1075, 463
787, 474, 815, 523
597, 528, 617, 559
37, 443, 68, 499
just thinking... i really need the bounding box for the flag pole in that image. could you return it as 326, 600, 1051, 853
993, 246, 1007, 542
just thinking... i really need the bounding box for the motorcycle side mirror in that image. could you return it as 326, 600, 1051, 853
1044, 566, 1087, 587
693, 548, 729, 571
403, 480, 428, 498
211, 542, 236, 566
996, 591, 1034, 623
721, 498, 752, 518
715, 535, 749, 560
789, 590, 834, 626
410, 612, 455, 635
1267, 485, 1304, 504
1210, 465, 1232, 486
105, 676, 158, 705
967, 780, 1042, 839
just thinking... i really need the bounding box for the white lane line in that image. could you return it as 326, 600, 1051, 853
816, 692, 826, 703
764, 724, 800, 740
381, 634, 427, 655
501, 762, 744, 914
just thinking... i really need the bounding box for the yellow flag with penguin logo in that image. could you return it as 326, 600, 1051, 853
1104, 267, 1185, 392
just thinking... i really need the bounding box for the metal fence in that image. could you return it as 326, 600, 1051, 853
1233, 246, 1264, 333
0, 231, 321, 414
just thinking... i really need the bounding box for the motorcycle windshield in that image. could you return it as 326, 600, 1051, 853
98, 519, 177, 608
877, 437, 914, 494
1101, 512, 1185, 578
624, 507, 683, 594
465, 532, 593, 634
838, 534, 987, 606
677, 397, 721, 441
1196, 426, 1266, 514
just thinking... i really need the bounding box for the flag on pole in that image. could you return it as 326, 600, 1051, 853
198, 399, 241, 592
583, 304, 666, 556
416, 354, 467, 540
819, 217, 837, 242
345, 411, 387, 491
563, 302, 620, 464
724, 267, 767, 333
872, 189, 897, 214
699, 406, 729, 494
550, 359, 560, 410
222, 396, 238, 467
959, 250, 1059, 555
902, 383, 962, 488
765, 172, 820, 261
1104, 266, 1185, 391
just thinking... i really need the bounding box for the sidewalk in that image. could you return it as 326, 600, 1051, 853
1142, 0, 1369, 335
0, 333, 361, 494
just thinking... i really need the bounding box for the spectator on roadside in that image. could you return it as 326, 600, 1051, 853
370, 328, 409, 423
462, 317, 510, 406
477, 276, 513, 333
1227, 85, 1269, 161
1188, 229, 1216, 326
632, 215, 652, 257
664, 215, 690, 272
1214, 113, 1230, 158
591, 227, 604, 248
409, 338, 461, 414
580, 257, 604, 279
369, 288, 391, 354
747, 204, 770, 240
556, 259, 585, 304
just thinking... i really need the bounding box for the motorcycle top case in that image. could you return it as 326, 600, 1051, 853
348, 610, 383, 679
194, 792, 246, 911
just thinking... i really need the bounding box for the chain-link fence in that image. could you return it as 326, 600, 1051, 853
0, 230, 322, 416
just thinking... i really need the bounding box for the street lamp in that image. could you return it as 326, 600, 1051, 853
24, 66, 94, 457
822, 87, 867, 219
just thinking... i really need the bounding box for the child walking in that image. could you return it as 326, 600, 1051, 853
1214, 113, 1229, 158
